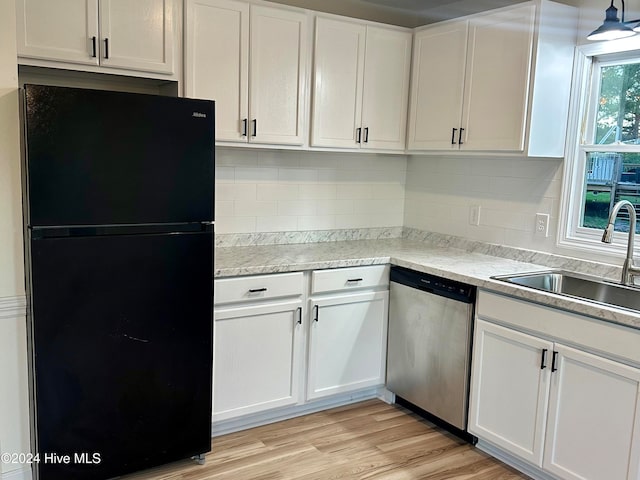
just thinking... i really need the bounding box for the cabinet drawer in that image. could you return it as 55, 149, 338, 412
215, 272, 303, 305
311, 265, 389, 294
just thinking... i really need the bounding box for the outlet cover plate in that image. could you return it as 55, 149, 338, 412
535, 213, 550, 237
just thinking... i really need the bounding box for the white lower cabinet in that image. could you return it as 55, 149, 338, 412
469, 320, 551, 466
543, 345, 640, 480
213, 272, 304, 422
470, 292, 640, 480
213, 266, 389, 425
307, 290, 388, 400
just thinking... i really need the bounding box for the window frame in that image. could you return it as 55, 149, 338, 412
559, 38, 640, 257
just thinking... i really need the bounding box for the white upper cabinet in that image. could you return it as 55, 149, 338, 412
361, 26, 412, 151
16, 0, 99, 66
407, 0, 577, 156
16, 0, 175, 74
407, 20, 467, 150
186, 0, 249, 142
312, 18, 365, 149
312, 16, 411, 152
462, 6, 534, 151
185, 0, 308, 145
249, 6, 308, 145
98, 0, 174, 73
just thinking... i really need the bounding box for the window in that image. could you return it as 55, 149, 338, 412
560, 43, 640, 254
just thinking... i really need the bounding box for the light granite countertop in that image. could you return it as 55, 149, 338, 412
215, 238, 640, 331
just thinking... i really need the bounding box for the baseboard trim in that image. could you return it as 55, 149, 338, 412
476, 440, 558, 480
211, 387, 388, 437
0, 295, 27, 319
1, 466, 32, 480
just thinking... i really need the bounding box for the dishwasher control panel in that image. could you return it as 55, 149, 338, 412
390, 266, 475, 303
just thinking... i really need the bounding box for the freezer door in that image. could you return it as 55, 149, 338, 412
24, 84, 214, 227
28, 231, 213, 480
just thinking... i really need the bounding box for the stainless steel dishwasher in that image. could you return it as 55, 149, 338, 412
386, 266, 476, 439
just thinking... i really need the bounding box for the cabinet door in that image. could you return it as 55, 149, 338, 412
16, 0, 99, 66
360, 26, 411, 151
461, 5, 534, 151
468, 319, 552, 466
213, 300, 303, 422
249, 6, 308, 146
543, 344, 640, 480
311, 17, 366, 148
406, 21, 467, 151
307, 291, 388, 400
100, 0, 174, 74
185, 0, 249, 142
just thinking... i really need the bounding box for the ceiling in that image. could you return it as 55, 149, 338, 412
268, 0, 534, 27
357, 0, 530, 24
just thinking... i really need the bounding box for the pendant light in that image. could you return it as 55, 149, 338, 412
588, 0, 638, 41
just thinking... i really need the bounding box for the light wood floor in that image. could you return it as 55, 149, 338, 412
123, 400, 530, 479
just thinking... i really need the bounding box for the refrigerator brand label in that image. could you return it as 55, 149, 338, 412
192, 112, 207, 118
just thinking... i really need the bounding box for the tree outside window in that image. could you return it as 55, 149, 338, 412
582, 61, 640, 234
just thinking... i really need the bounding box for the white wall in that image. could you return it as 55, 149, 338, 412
0, 0, 30, 477
215, 148, 407, 234
403, 155, 564, 251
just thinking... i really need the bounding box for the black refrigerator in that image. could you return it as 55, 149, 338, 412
21, 84, 215, 480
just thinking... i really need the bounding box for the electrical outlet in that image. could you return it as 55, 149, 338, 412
469, 205, 481, 226
535, 213, 550, 237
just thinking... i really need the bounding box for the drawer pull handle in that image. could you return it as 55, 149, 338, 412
296, 306, 302, 325
313, 305, 319, 322
346, 278, 363, 283
540, 348, 548, 370
551, 351, 559, 372
248, 288, 267, 293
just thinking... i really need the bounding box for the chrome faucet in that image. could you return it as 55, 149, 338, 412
602, 200, 640, 285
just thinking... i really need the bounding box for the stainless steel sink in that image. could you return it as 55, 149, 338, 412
492, 270, 640, 312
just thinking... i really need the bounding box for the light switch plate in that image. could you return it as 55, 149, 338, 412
469, 205, 481, 226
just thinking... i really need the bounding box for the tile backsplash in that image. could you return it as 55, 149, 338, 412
215, 148, 407, 234
403, 155, 563, 253
215, 149, 568, 258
